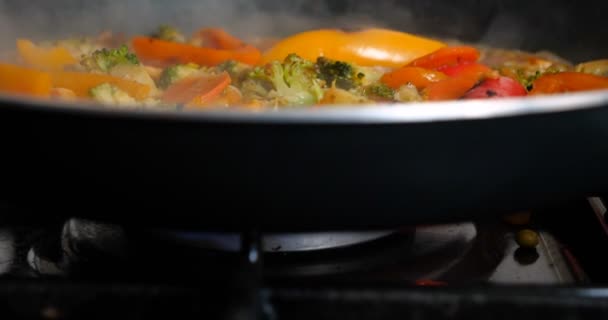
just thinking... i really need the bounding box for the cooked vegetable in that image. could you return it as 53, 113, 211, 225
410, 46, 480, 70
162, 72, 231, 107
158, 63, 202, 89
315, 57, 365, 90
152, 24, 186, 43
381, 67, 447, 89
464, 76, 527, 99
51, 71, 151, 100
245, 54, 324, 106
216, 60, 251, 83
90, 83, 137, 106
424, 63, 494, 101
80, 45, 139, 72
192, 28, 246, 50
3, 26, 608, 111
16, 39, 78, 71
575, 59, 608, 77
132, 36, 261, 67
0, 63, 52, 97
364, 83, 395, 100
319, 86, 371, 105
530, 72, 608, 95
394, 84, 423, 102
261, 28, 446, 68
49, 37, 101, 58
516, 229, 540, 249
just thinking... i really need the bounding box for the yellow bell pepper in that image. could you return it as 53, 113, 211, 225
261, 28, 446, 68
17, 39, 78, 71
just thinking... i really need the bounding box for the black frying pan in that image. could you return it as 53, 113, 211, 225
0, 0, 607, 231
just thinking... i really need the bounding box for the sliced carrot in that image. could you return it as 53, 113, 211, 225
132, 36, 261, 68
50, 71, 151, 100
530, 72, 608, 95
423, 63, 492, 101
380, 67, 447, 90
408, 46, 480, 70
16, 39, 77, 71
162, 72, 231, 107
193, 28, 245, 50
0, 63, 52, 97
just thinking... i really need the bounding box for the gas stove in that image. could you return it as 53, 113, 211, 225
0, 198, 608, 319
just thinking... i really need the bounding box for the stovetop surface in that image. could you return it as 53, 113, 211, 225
0, 198, 607, 319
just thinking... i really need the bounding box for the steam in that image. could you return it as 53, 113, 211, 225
0, 0, 598, 62
0, 0, 441, 49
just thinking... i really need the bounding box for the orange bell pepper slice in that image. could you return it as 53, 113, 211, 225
16, 39, 77, 71
530, 72, 608, 95
380, 67, 447, 90
132, 36, 261, 68
50, 71, 151, 100
0, 62, 52, 97
162, 72, 231, 107
261, 28, 446, 68
423, 63, 492, 101
409, 46, 480, 70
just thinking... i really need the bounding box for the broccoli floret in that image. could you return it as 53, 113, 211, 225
364, 83, 395, 100
516, 70, 542, 91
216, 60, 251, 84
244, 54, 324, 106
158, 63, 201, 89
89, 83, 137, 107
315, 57, 365, 90
80, 45, 139, 72
152, 24, 186, 43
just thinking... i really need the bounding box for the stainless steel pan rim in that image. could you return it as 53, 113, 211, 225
2, 89, 608, 124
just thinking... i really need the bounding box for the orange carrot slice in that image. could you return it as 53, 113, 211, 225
162, 72, 231, 107
0, 62, 52, 97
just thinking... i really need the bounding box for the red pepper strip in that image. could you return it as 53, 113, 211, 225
132, 37, 262, 68
437, 62, 490, 77
380, 67, 448, 89
529, 72, 608, 95
408, 46, 480, 70
464, 76, 528, 99
423, 63, 493, 101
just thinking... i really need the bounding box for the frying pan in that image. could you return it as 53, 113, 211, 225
0, 0, 607, 231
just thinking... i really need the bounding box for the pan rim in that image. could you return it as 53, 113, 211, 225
1, 89, 608, 125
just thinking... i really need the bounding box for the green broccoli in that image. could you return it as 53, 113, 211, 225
244, 54, 324, 106
315, 57, 365, 90
152, 24, 186, 43
89, 83, 137, 107
80, 45, 139, 72
364, 83, 395, 100
158, 63, 201, 89
516, 70, 542, 91
216, 60, 251, 84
